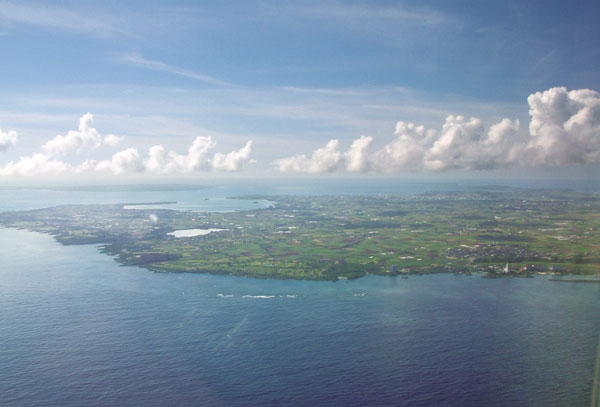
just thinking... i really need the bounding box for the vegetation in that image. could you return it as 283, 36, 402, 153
0, 188, 598, 281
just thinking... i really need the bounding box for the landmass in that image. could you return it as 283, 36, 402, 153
0, 188, 598, 281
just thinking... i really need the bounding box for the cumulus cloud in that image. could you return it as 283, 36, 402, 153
275, 86, 600, 173
143, 136, 215, 174
0, 114, 254, 176
0, 128, 18, 151
212, 141, 253, 171
0, 153, 71, 176
141, 137, 253, 174
371, 121, 435, 171
42, 112, 121, 156
422, 115, 521, 171
522, 87, 600, 166
77, 137, 253, 175
274, 139, 342, 173
79, 148, 144, 175
273, 136, 372, 173
345, 136, 373, 172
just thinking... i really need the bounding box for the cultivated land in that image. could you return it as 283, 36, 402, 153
0, 188, 598, 281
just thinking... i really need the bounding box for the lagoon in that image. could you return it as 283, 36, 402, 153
168, 228, 228, 237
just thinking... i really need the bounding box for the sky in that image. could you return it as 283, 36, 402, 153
0, 0, 599, 182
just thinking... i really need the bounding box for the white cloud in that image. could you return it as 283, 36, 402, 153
275, 87, 600, 173
422, 115, 517, 171
274, 139, 342, 173
0, 153, 71, 176
42, 113, 121, 156
80, 148, 144, 175
522, 87, 600, 166
79, 137, 254, 176
143, 136, 215, 174
486, 118, 520, 145
212, 141, 254, 171
274, 135, 372, 173
344, 135, 373, 172
0, 113, 253, 177
0, 128, 18, 151
371, 121, 434, 171
276, 116, 521, 173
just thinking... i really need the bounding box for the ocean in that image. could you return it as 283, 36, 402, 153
1, 179, 599, 406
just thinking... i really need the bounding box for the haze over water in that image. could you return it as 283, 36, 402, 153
1, 181, 599, 406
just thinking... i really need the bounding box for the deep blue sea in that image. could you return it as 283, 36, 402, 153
1, 179, 599, 406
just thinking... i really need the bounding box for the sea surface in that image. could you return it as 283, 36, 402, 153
1, 179, 599, 406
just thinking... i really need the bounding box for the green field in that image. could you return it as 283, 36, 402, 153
1, 188, 598, 280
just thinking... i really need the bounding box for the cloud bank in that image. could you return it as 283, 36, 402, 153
275, 87, 600, 173
0, 114, 254, 176
1, 87, 598, 177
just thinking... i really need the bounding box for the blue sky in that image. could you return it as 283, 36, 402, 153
0, 0, 599, 180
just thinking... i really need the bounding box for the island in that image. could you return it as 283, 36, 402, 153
0, 188, 598, 281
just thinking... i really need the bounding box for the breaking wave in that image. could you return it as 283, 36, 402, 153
242, 295, 276, 299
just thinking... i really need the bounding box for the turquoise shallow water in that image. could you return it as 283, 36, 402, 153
1, 181, 599, 406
